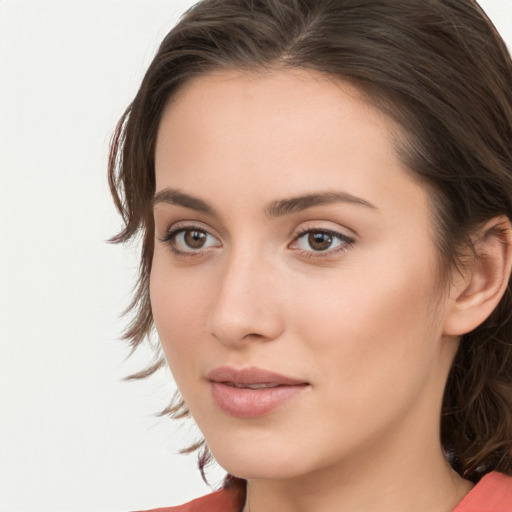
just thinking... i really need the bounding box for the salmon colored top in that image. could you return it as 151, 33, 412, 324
137, 471, 512, 512
453, 471, 512, 512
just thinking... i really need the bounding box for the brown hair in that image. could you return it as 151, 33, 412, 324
109, 0, 512, 483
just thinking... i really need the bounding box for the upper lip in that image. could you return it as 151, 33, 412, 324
206, 366, 308, 386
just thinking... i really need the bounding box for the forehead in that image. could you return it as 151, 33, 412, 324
154, 68, 429, 225
158, 68, 392, 146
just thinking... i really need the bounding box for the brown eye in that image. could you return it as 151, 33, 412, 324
308, 231, 333, 251
184, 229, 207, 248
161, 226, 221, 255
292, 228, 353, 256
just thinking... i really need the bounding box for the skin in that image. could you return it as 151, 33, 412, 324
151, 68, 477, 512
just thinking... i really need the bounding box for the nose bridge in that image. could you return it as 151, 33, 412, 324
207, 242, 283, 346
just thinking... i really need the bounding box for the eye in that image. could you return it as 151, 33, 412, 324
290, 228, 354, 256
159, 225, 221, 256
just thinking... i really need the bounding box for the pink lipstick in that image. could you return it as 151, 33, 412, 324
207, 367, 309, 418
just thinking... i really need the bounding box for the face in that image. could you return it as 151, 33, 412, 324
151, 68, 458, 481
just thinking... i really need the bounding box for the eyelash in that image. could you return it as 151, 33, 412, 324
158, 224, 355, 260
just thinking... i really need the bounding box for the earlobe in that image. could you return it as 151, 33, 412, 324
443, 216, 512, 337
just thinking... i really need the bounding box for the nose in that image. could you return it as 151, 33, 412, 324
207, 249, 284, 347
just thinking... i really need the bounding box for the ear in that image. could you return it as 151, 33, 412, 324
443, 215, 512, 337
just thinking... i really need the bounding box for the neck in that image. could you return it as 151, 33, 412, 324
243, 413, 473, 512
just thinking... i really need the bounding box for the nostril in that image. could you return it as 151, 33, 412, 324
208, 314, 284, 347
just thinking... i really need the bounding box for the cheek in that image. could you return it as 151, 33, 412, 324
288, 251, 442, 405
149, 256, 212, 377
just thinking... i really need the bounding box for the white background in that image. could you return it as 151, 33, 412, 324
1, 1, 511, 511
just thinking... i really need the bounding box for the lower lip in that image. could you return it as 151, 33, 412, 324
210, 382, 309, 418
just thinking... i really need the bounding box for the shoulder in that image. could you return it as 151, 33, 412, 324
454, 471, 512, 512
133, 486, 245, 512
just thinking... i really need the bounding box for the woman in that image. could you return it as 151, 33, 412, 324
108, 0, 512, 510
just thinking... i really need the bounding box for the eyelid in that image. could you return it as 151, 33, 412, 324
158, 220, 220, 240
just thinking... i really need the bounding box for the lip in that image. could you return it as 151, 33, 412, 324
207, 366, 310, 418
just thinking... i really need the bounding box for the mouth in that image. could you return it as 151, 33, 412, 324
206, 366, 310, 418
222, 382, 287, 389
206, 366, 309, 387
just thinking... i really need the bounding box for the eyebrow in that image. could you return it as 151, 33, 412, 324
265, 191, 377, 217
153, 188, 216, 215
153, 188, 376, 217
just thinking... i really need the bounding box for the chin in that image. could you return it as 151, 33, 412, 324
219, 456, 304, 481
207, 435, 317, 481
